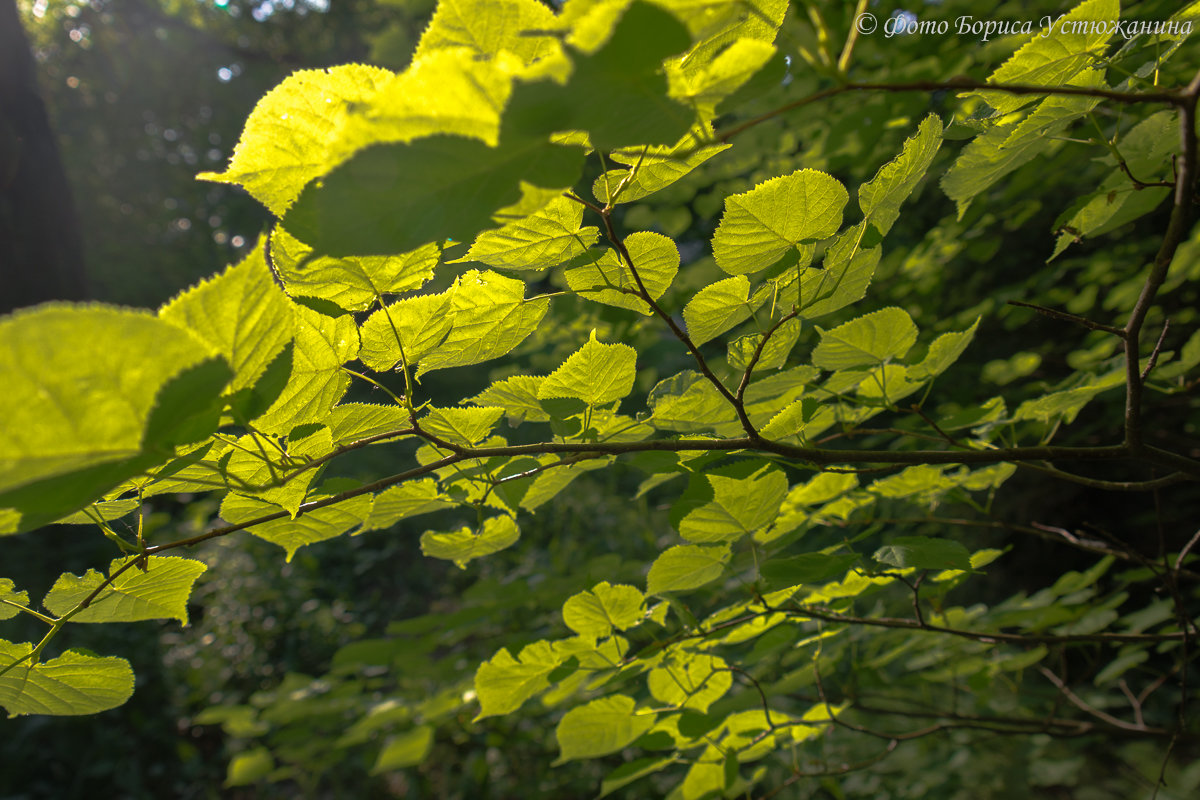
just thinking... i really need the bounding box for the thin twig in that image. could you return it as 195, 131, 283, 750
1038, 666, 1149, 732
1006, 300, 1125, 337
1141, 319, 1171, 381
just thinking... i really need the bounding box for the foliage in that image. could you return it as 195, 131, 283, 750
4, 0, 1200, 797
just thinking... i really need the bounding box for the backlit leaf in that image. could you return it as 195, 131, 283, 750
538, 332, 636, 407
592, 131, 730, 205
198, 64, 395, 215
860, 115, 943, 237
361, 479, 458, 532
712, 169, 848, 276
0, 580, 29, 621
460, 196, 598, 271
474, 640, 561, 719
415, 0, 559, 64
647, 544, 731, 594
554, 694, 655, 763
678, 463, 787, 543
359, 292, 454, 371
975, 0, 1118, 115
683, 276, 752, 346
562, 582, 645, 638
421, 515, 520, 567
42, 556, 207, 624
0, 306, 230, 533
255, 305, 358, 435
160, 243, 295, 394
284, 131, 583, 257
647, 652, 731, 712
509, 2, 693, 151
420, 407, 505, 447
417, 270, 550, 377
220, 491, 372, 561
467, 375, 550, 424
812, 307, 918, 370
270, 227, 438, 312
564, 232, 679, 315
0, 641, 134, 716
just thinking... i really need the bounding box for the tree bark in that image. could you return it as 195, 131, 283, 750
0, 0, 88, 314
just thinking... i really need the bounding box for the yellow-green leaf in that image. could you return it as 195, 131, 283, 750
42, 556, 207, 624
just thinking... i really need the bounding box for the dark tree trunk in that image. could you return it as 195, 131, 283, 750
0, 0, 88, 314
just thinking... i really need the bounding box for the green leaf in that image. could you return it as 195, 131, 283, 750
760, 552, 858, 588
346, 48, 513, 148
647, 544, 731, 595
270, 227, 438, 313
681, 748, 727, 800
283, 131, 583, 258
599, 757, 675, 798
683, 275, 752, 346
592, 131, 730, 205
0, 305, 230, 533
728, 318, 801, 374
678, 463, 788, 543
420, 407, 505, 447
198, 64, 395, 215
975, 0, 1118, 115
1014, 370, 1123, 424
672, 38, 776, 107
372, 726, 434, 773
359, 292, 454, 372
219, 427, 330, 515
874, 536, 972, 571
564, 232, 680, 315
712, 169, 848, 275
159, 242, 295, 394
414, 0, 559, 64
907, 318, 980, 380
254, 306, 359, 435
562, 582, 645, 638
758, 396, 818, 442
859, 115, 943, 237
327, 403, 410, 444
417, 270, 550, 377
647, 371, 737, 434
220, 491, 372, 561
554, 694, 655, 763
509, 2, 693, 151
0, 579, 30, 620
474, 641, 562, 719
55, 498, 140, 526
811, 307, 918, 370
361, 479, 458, 532
421, 515, 520, 568
459, 196, 599, 271
225, 747, 275, 787
498, 459, 594, 511
42, 556, 207, 624
467, 375, 550, 424
868, 465, 950, 501
538, 332, 637, 407
1093, 648, 1150, 686
0, 640, 134, 716
791, 224, 881, 320
943, 79, 1103, 217
1050, 110, 1177, 257
647, 652, 731, 712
